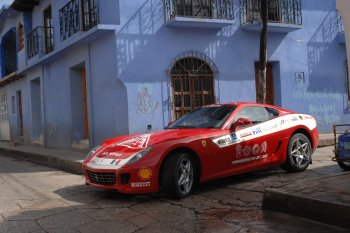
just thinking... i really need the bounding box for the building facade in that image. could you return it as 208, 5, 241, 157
337, 0, 350, 91
0, 0, 347, 150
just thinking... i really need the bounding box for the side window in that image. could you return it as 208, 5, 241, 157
233, 106, 275, 124
266, 107, 279, 118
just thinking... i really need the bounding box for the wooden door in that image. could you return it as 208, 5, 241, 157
255, 63, 274, 105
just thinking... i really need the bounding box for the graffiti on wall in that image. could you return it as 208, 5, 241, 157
308, 104, 341, 125
136, 85, 159, 115
293, 88, 342, 126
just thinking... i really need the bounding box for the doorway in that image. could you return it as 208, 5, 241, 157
170, 57, 215, 119
255, 62, 274, 105
31, 78, 42, 143
70, 65, 89, 147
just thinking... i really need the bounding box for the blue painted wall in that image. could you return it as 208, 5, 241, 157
0, 0, 347, 150
115, 0, 347, 135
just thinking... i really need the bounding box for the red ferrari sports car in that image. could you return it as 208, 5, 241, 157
83, 102, 319, 198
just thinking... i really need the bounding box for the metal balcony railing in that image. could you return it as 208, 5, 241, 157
240, 0, 302, 25
82, 0, 99, 31
59, 0, 80, 41
164, 0, 234, 21
59, 0, 99, 41
27, 26, 54, 59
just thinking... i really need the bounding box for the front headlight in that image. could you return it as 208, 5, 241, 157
126, 147, 153, 164
85, 145, 102, 160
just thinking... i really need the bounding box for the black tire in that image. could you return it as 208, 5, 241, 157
337, 161, 350, 171
281, 133, 312, 172
160, 152, 195, 198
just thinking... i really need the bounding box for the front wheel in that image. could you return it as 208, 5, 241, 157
337, 160, 350, 171
160, 152, 194, 198
281, 133, 312, 172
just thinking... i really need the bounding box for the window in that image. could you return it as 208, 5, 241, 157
266, 107, 279, 117
171, 56, 215, 119
59, 0, 99, 41
82, 0, 98, 31
233, 106, 277, 124
1, 28, 17, 76
166, 0, 234, 20
174, 0, 212, 18
245, 0, 280, 21
43, 6, 54, 54
240, 0, 302, 25
18, 23, 24, 51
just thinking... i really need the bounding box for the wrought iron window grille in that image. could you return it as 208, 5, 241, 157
82, 0, 99, 31
59, 0, 99, 41
240, 0, 302, 25
27, 26, 54, 59
170, 51, 217, 119
164, 0, 234, 21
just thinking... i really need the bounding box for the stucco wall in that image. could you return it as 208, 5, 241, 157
337, 0, 350, 86
116, 0, 347, 134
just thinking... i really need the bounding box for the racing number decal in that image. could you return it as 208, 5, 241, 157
233, 141, 268, 165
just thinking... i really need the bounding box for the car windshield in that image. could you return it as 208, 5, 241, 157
165, 105, 237, 129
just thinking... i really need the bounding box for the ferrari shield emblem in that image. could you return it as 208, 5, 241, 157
202, 140, 207, 147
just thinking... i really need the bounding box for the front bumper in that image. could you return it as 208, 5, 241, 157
82, 163, 159, 194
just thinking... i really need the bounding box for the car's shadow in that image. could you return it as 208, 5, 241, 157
54, 162, 345, 206
53, 166, 284, 206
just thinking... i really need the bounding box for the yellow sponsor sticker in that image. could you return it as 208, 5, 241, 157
138, 168, 152, 180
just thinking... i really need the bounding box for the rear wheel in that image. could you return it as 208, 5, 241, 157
281, 133, 311, 172
160, 152, 194, 198
337, 161, 350, 171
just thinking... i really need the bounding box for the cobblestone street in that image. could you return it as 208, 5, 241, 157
0, 146, 348, 233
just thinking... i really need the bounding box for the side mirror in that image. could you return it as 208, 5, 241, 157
230, 118, 252, 130
167, 120, 173, 126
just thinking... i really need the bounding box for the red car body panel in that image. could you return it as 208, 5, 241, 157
82, 102, 319, 194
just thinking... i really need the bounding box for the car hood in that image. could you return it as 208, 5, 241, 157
90, 128, 220, 162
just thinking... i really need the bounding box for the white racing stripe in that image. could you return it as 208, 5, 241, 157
212, 114, 316, 148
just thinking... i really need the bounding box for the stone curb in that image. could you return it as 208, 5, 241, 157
318, 137, 334, 147
262, 188, 350, 229
0, 147, 83, 175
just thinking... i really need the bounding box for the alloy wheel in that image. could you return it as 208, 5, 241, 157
177, 157, 194, 195
290, 137, 310, 167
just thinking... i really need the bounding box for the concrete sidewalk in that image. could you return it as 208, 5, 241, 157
1, 133, 349, 229
263, 172, 350, 229
0, 141, 86, 174
262, 134, 350, 229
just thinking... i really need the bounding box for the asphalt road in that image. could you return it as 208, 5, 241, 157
0, 147, 348, 233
